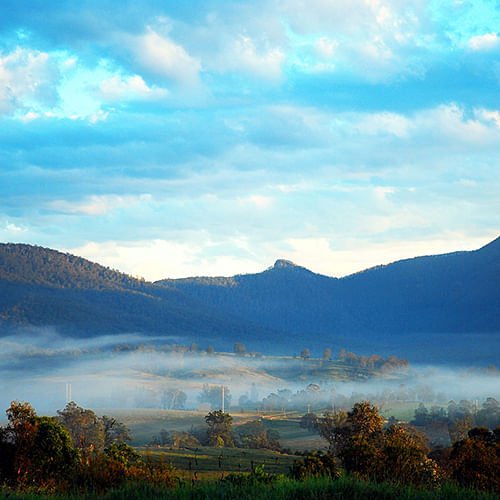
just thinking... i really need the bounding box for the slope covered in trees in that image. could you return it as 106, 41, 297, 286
0, 238, 498, 360
0, 244, 275, 341
159, 237, 500, 338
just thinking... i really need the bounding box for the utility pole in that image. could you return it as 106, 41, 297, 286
65, 383, 72, 403
222, 386, 225, 413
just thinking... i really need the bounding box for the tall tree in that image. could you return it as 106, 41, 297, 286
205, 410, 234, 447
57, 402, 104, 452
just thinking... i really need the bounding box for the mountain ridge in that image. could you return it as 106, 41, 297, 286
0, 237, 498, 362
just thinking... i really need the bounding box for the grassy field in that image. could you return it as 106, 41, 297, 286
100, 408, 327, 451
139, 445, 298, 480
100, 403, 432, 455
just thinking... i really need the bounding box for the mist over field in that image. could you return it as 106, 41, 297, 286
1, 328, 499, 418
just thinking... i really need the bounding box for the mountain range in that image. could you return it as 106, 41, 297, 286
1, 237, 499, 363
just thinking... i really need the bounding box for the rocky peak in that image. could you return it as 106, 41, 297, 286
273, 259, 298, 269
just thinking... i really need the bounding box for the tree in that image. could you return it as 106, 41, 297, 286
101, 416, 132, 448
300, 412, 319, 432
315, 402, 440, 487
301, 348, 310, 360
236, 420, 280, 450
347, 401, 384, 437
290, 451, 341, 480
57, 402, 105, 452
105, 442, 143, 470
378, 424, 435, 487
323, 348, 332, 361
412, 403, 430, 426
205, 410, 234, 447
234, 342, 246, 356
0, 401, 78, 488
0, 400, 38, 485
316, 409, 348, 454
450, 427, 500, 491
261, 392, 288, 411
169, 431, 201, 448
30, 416, 78, 485
161, 389, 187, 410
206, 346, 215, 355
198, 384, 231, 410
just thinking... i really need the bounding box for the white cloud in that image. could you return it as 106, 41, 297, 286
232, 35, 285, 81
474, 108, 500, 128
21, 111, 41, 122
281, 233, 498, 278
314, 37, 338, 59
46, 194, 151, 216
97, 75, 168, 102
415, 104, 496, 145
5, 222, 25, 233
355, 111, 410, 137
468, 33, 500, 51
246, 194, 272, 209
68, 239, 264, 280
282, 0, 427, 82
342, 104, 500, 146
211, 34, 285, 81
87, 109, 109, 124
129, 28, 201, 86
0, 48, 60, 114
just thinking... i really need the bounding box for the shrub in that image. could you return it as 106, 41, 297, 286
290, 451, 341, 480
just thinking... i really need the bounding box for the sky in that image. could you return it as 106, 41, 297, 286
0, 0, 499, 280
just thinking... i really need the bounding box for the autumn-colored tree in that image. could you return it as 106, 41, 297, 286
450, 427, 500, 492
315, 401, 441, 487
0, 401, 77, 488
57, 402, 105, 452
335, 401, 385, 476
378, 424, 440, 488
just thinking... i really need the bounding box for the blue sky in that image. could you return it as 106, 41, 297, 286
0, 0, 499, 279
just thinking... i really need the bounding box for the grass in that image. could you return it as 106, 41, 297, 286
138, 445, 298, 479
98, 408, 326, 451
1, 475, 497, 500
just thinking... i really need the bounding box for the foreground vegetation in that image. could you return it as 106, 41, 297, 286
1, 400, 499, 499
0, 475, 497, 500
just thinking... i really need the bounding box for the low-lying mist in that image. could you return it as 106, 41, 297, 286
1, 329, 499, 419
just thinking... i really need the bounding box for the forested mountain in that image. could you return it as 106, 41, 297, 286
0, 244, 274, 341
158, 237, 500, 337
0, 238, 498, 361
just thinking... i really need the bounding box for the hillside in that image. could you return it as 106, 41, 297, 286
158, 237, 500, 336
0, 244, 276, 342
0, 238, 499, 362
157, 237, 500, 361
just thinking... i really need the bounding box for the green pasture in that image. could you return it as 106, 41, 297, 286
139, 445, 297, 480
101, 408, 326, 451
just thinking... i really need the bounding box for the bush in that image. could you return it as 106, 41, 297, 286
290, 451, 341, 480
